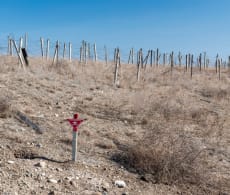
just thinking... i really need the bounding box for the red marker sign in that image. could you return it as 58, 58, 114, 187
67, 114, 86, 132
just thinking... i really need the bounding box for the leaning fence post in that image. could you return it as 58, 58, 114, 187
52, 41, 59, 65
12, 39, 25, 69
18, 37, 23, 58
143, 50, 150, 69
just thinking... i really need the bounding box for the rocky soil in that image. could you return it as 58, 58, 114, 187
0, 56, 230, 195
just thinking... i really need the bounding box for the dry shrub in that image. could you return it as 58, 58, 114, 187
200, 86, 229, 100
112, 125, 207, 187
95, 140, 115, 150
45, 60, 77, 77
0, 96, 12, 118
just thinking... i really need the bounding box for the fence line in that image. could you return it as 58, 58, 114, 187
1, 34, 230, 72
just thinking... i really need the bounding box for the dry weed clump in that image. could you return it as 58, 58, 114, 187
0, 96, 12, 118
200, 86, 229, 100
45, 60, 77, 77
112, 125, 207, 187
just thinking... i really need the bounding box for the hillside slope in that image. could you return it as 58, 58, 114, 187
0, 56, 230, 195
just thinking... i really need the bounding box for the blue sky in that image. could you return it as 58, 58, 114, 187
0, 0, 230, 61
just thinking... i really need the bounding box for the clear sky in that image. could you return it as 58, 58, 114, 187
0, 0, 230, 61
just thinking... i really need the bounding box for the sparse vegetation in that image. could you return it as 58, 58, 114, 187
0, 56, 229, 194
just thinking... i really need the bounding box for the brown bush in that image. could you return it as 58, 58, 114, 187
112, 125, 207, 187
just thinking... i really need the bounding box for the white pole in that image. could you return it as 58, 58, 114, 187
72, 131, 78, 161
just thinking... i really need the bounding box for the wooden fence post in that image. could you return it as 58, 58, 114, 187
128, 49, 132, 64
40, 37, 44, 59
203, 52, 206, 69
7, 36, 11, 55
69, 42, 72, 62
170, 51, 174, 77
80, 46, 83, 63
218, 58, 221, 80
137, 49, 141, 81
131, 48, 134, 64
191, 55, 193, 79
19, 37, 23, 58
114, 48, 121, 86
104, 46, 108, 65
46, 39, 50, 60
56, 40, 59, 63
206, 59, 209, 68
215, 54, 218, 74
12, 39, 25, 69
228, 56, 230, 70
88, 43, 91, 60
199, 53, 202, 71
163, 53, 166, 66
94, 43, 97, 62
150, 50, 153, 67
185, 54, 188, 72
143, 50, 150, 69
24, 33, 28, 50
178, 51, 182, 66
139, 48, 143, 68
63, 42, 66, 59
128, 48, 135, 65
188, 54, 191, 68
156, 48, 160, 67
84, 41, 87, 65
52, 40, 59, 65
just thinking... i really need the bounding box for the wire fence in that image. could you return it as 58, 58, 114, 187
0, 34, 229, 68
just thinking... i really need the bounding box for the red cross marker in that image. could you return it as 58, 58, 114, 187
67, 114, 87, 162
67, 114, 86, 132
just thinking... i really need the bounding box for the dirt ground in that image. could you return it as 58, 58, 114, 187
0, 56, 230, 195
